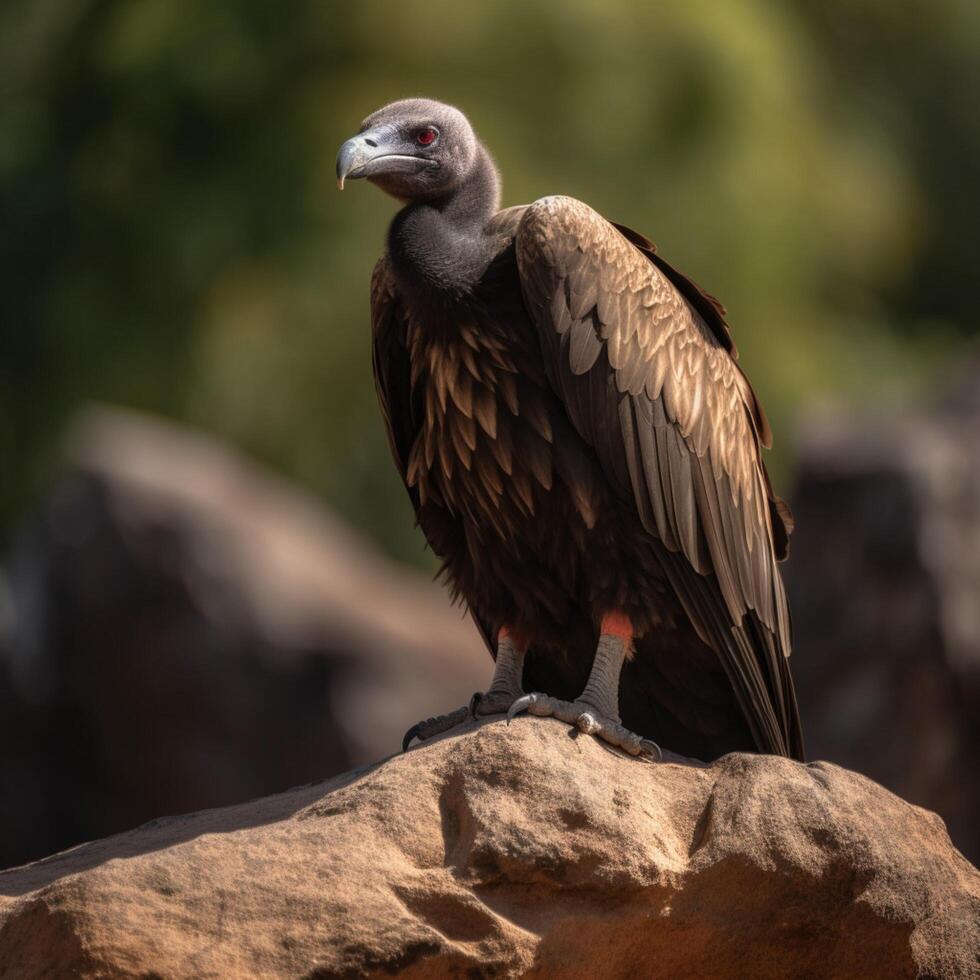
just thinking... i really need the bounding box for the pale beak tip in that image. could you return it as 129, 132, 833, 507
337, 175, 345, 190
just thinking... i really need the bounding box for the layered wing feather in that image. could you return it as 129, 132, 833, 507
515, 196, 802, 758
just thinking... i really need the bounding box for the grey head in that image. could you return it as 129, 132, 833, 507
336, 98, 482, 202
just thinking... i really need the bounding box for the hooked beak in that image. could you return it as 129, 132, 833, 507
336, 130, 435, 189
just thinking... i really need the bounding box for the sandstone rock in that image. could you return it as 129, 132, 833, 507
1, 720, 977, 979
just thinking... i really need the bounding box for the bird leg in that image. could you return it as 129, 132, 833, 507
470, 629, 528, 715
402, 630, 526, 751
508, 612, 662, 761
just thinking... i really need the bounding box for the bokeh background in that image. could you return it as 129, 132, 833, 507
2, 0, 978, 868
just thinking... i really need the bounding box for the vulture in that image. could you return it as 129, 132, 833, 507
336, 98, 804, 762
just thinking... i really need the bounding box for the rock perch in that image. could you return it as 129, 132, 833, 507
0, 720, 977, 978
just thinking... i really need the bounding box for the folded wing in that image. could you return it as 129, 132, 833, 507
515, 196, 802, 758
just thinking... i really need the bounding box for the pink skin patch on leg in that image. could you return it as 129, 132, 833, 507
600, 611, 633, 643
498, 625, 529, 653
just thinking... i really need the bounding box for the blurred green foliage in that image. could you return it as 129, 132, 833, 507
1, 0, 976, 563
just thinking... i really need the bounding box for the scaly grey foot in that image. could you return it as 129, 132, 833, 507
402, 633, 526, 752
507, 621, 663, 761
507, 693, 662, 760
400, 689, 524, 752
401, 705, 470, 751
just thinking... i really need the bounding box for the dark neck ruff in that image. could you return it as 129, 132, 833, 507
387, 146, 501, 302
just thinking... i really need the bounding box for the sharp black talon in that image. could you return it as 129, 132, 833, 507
468, 692, 483, 718
402, 724, 423, 752
507, 693, 536, 723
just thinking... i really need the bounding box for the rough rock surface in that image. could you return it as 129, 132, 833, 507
1, 720, 977, 979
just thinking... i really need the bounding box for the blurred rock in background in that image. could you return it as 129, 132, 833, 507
787, 357, 980, 863
0, 408, 487, 871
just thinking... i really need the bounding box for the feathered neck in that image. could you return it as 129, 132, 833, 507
387, 145, 501, 299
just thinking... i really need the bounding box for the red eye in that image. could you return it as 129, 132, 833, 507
416, 127, 437, 146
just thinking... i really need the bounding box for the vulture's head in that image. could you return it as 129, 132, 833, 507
336, 98, 480, 201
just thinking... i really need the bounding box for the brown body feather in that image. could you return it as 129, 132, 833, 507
372, 196, 803, 761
